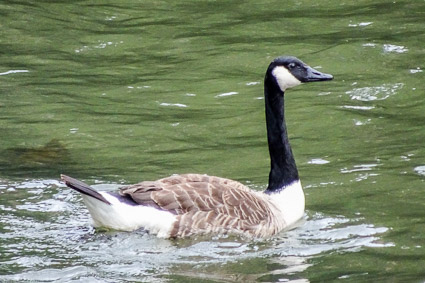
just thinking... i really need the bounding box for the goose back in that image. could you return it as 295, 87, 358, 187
119, 174, 286, 237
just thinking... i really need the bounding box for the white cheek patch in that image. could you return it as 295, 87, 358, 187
272, 66, 302, 91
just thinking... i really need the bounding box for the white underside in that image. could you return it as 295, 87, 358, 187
81, 192, 176, 237
268, 180, 305, 229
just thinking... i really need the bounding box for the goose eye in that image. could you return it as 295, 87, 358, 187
288, 63, 296, 69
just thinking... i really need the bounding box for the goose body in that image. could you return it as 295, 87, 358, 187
62, 56, 333, 238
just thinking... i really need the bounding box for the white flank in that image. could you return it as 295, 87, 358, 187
272, 66, 301, 91
269, 180, 305, 229
81, 193, 177, 237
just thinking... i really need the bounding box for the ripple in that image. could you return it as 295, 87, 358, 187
414, 165, 425, 176
346, 83, 403, 101
3, 266, 94, 282
308, 158, 330, 165
215, 91, 238, 98
16, 199, 70, 212
0, 70, 29, 76
348, 22, 373, 27
6, 179, 62, 190
0, 180, 393, 282
75, 40, 124, 53
383, 44, 408, 54
409, 67, 423, 74
246, 81, 260, 86
341, 163, 379, 173
342, 105, 375, 110
159, 102, 188, 108
353, 118, 371, 126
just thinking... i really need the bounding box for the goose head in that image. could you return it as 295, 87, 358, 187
264, 56, 333, 193
267, 56, 333, 92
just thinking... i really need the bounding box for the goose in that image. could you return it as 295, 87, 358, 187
61, 56, 333, 238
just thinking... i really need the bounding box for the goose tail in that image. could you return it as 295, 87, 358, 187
61, 174, 111, 205
60, 174, 177, 234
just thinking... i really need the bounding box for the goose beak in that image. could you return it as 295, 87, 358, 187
303, 65, 333, 82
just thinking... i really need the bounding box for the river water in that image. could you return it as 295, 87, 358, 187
1, 0, 425, 282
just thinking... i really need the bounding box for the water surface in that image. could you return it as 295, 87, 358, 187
1, 0, 425, 282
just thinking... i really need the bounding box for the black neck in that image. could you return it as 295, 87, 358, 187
264, 74, 299, 193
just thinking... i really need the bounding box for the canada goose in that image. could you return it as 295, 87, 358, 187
61, 56, 333, 238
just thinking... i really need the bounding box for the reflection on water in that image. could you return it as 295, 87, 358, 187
0, 180, 391, 282
4, 140, 69, 167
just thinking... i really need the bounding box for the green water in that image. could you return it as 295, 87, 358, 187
1, 0, 425, 282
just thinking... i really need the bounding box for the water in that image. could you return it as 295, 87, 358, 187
1, 0, 425, 281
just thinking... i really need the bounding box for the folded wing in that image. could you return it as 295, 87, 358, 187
119, 174, 283, 237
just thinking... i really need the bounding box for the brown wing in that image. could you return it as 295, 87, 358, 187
119, 174, 283, 237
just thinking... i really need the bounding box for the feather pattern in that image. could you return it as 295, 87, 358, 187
119, 174, 286, 237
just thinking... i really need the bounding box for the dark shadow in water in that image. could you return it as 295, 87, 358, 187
0, 139, 71, 179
